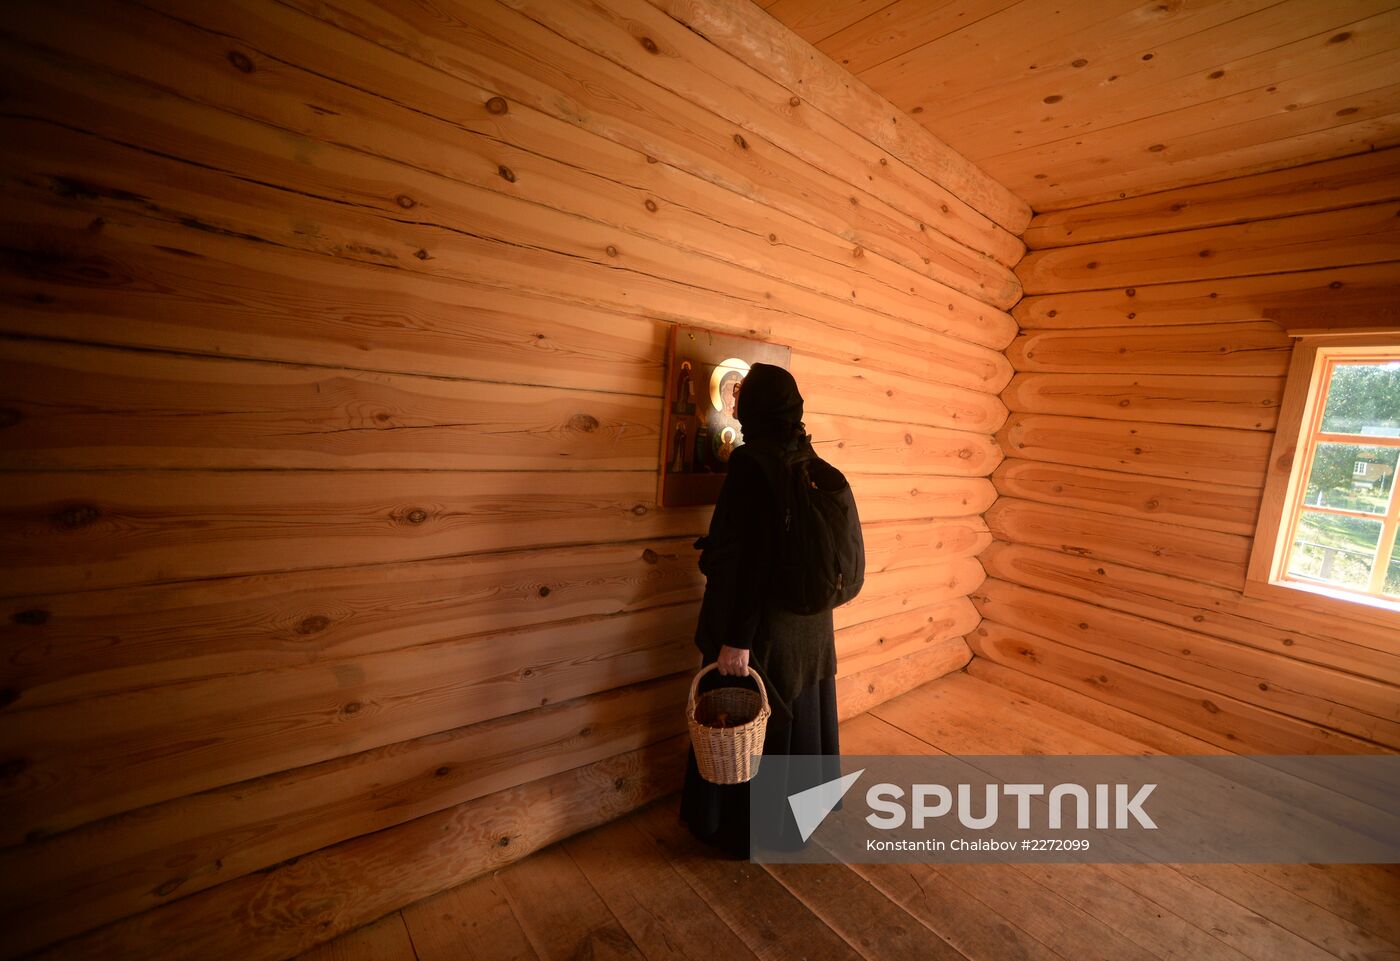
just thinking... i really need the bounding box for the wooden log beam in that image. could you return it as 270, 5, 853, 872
966, 619, 1385, 755
20, 644, 970, 961
0, 339, 1007, 470
501, 0, 1024, 272
984, 497, 1251, 588
641, 0, 1032, 235
992, 458, 1261, 536
1014, 262, 1400, 330
1017, 202, 1400, 294
1006, 322, 1294, 376
1025, 148, 1400, 248
0, 23, 1020, 351
0, 673, 691, 958
979, 540, 1400, 682
995, 413, 1274, 486
970, 578, 1400, 745
24, 735, 692, 961
1001, 371, 1285, 431
0, 558, 980, 840
964, 658, 1224, 755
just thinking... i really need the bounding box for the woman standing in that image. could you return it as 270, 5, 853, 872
678, 363, 842, 858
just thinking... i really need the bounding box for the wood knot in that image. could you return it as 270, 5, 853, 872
404, 508, 428, 525
436, 766, 450, 777
538, 585, 550, 597
1047, 309, 1057, 317
569, 413, 600, 432
605, 245, 619, 257
11, 609, 48, 626
1336, 107, 1358, 116
485, 96, 508, 114
1071, 58, 1088, 67
852, 246, 863, 258
1141, 52, 1154, 60
641, 548, 659, 565
341, 701, 362, 716
153, 877, 185, 897
638, 35, 658, 54
767, 233, 777, 243
1125, 288, 1136, 296
630, 503, 648, 515
1209, 69, 1225, 79
733, 133, 748, 149
903, 432, 913, 445
1328, 31, 1351, 43
644, 198, 658, 212
1144, 499, 1158, 509
789, 96, 800, 107
1198, 249, 1211, 257
1258, 682, 1269, 691
1148, 144, 1166, 152
498, 164, 516, 183
497, 835, 511, 846
394, 194, 416, 209
227, 50, 254, 73
414, 249, 430, 260
613, 777, 626, 790
911, 106, 923, 113
1085, 260, 1098, 269
579, 725, 592, 737
53, 503, 101, 530
1043, 94, 1063, 104
297, 615, 331, 635
1200, 699, 1220, 714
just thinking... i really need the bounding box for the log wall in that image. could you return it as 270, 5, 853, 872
972, 148, 1400, 755
0, 0, 1025, 956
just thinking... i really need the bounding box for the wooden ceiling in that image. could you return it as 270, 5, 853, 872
759, 0, 1400, 211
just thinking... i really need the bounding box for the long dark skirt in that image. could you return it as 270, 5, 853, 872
679, 667, 841, 858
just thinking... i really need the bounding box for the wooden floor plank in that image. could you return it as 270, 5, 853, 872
1016, 863, 1253, 961
629, 799, 862, 961
763, 858, 971, 961
1098, 863, 1341, 961
401, 872, 540, 961
296, 912, 418, 961
1174, 864, 1400, 961
496, 843, 647, 961
1237, 863, 1400, 946
564, 813, 761, 961
293, 670, 1397, 961
847, 859, 1068, 961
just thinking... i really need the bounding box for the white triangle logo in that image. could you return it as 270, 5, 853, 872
788, 768, 864, 842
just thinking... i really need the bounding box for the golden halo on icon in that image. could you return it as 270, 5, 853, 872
709, 357, 749, 411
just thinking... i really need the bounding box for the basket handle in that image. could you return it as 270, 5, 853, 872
687, 661, 769, 716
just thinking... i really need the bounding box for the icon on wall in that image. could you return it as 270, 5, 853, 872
659, 325, 792, 507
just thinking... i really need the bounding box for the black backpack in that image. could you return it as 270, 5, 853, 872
744, 434, 865, 615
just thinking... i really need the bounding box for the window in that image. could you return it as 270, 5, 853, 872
1247, 334, 1400, 618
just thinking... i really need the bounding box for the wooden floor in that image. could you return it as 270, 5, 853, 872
298, 667, 1400, 961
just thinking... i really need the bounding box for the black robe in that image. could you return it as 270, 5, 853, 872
678, 435, 842, 857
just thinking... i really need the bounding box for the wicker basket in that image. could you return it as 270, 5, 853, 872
687, 662, 771, 785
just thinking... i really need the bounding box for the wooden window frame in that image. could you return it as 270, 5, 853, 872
1245, 331, 1400, 629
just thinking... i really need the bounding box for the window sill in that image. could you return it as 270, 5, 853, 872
1241, 576, 1400, 630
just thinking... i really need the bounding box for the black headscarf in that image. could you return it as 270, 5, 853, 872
736, 362, 805, 442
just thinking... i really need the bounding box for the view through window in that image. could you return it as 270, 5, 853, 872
1281, 351, 1400, 602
